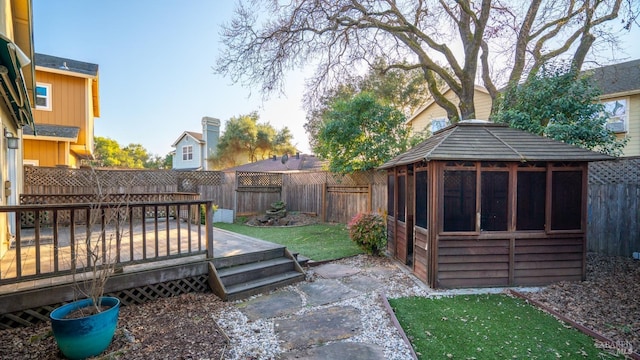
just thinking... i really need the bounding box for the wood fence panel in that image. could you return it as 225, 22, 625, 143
283, 183, 323, 216
236, 190, 281, 216
325, 186, 370, 223
588, 183, 640, 256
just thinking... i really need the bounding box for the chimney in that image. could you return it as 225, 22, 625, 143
201, 117, 221, 170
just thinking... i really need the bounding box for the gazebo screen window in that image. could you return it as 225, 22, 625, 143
517, 171, 546, 230
415, 170, 428, 228
551, 171, 582, 230
398, 175, 406, 222
444, 170, 476, 231
481, 172, 508, 231
387, 174, 394, 217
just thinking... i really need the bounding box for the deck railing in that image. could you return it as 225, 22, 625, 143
0, 200, 214, 285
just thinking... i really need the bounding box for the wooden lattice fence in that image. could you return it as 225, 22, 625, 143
22, 167, 388, 224
587, 157, 640, 257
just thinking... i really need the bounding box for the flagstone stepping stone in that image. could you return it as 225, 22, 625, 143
236, 290, 302, 321
299, 278, 359, 306
339, 275, 383, 293
278, 341, 386, 360
313, 263, 361, 279
274, 305, 361, 350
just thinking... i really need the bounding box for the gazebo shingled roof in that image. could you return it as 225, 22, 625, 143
380, 121, 613, 169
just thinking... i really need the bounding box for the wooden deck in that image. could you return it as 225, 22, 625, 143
0, 221, 281, 296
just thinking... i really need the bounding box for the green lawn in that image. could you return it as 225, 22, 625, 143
214, 222, 363, 261
389, 294, 619, 359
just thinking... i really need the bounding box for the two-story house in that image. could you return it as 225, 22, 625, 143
0, 0, 36, 257
588, 59, 640, 157
22, 53, 100, 167
405, 85, 493, 134
406, 62, 639, 157
172, 117, 220, 170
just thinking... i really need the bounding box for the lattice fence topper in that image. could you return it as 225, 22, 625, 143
24, 166, 226, 189
236, 171, 283, 187
589, 157, 640, 185
284, 170, 387, 186
25, 167, 178, 188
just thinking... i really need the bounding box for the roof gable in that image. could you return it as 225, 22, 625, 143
406, 85, 489, 125
380, 121, 612, 169
171, 131, 204, 147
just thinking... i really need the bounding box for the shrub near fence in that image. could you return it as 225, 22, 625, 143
588, 157, 640, 257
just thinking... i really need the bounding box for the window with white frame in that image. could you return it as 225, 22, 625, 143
603, 99, 628, 133
430, 117, 448, 133
35, 83, 52, 110
182, 145, 193, 161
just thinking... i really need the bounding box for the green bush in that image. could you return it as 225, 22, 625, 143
200, 204, 218, 224
347, 212, 387, 256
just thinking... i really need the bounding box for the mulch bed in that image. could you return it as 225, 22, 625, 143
0, 292, 232, 359
527, 253, 640, 354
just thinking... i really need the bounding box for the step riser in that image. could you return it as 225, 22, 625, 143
225, 273, 305, 302
213, 248, 285, 269
221, 261, 296, 287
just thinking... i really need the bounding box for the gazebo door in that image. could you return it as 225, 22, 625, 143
396, 167, 414, 265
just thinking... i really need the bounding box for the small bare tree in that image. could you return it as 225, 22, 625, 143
70, 169, 131, 315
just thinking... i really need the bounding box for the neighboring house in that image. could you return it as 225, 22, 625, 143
172, 117, 220, 170
587, 59, 640, 157
222, 153, 326, 173
0, 0, 36, 257
22, 53, 100, 168
406, 85, 492, 134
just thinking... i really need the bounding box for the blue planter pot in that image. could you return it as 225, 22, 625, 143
50, 296, 121, 360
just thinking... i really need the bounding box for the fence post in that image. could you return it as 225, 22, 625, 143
206, 201, 214, 259
322, 182, 327, 223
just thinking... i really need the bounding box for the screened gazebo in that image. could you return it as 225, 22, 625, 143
379, 120, 612, 288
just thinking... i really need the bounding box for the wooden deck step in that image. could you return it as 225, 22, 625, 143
224, 271, 304, 302
208, 247, 306, 301
217, 257, 296, 287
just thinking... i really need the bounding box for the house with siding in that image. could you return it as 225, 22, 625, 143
587, 59, 640, 157
23, 53, 100, 168
172, 117, 220, 170
0, 0, 35, 258
406, 85, 492, 134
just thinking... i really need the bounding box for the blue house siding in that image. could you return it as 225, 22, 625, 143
172, 135, 204, 170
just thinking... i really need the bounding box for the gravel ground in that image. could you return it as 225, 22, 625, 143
1, 253, 637, 359
218, 255, 428, 360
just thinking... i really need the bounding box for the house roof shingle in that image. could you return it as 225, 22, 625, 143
223, 154, 326, 172
586, 58, 640, 97
34, 53, 99, 77
22, 124, 80, 140
379, 121, 613, 169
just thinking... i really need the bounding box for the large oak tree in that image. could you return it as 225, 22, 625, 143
215, 0, 638, 123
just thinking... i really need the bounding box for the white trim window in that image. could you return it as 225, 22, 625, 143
35, 83, 52, 111
430, 117, 448, 132
182, 145, 193, 161
603, 99, 628, 133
